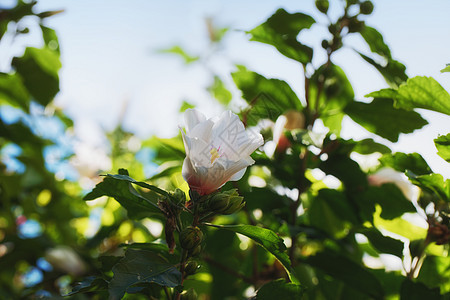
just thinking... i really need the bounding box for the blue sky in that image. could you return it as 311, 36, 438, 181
17, 0, 450, 177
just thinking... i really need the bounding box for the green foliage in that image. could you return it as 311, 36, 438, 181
255, 279, 303, 299
441, 63, 450, 73
158, 45, 199, 64
435, 133, 450, 162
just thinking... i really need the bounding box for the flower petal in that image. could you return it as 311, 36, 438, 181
185, 109, 206, 134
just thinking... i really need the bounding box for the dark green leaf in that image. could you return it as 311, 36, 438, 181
249, 8, 315, 64
352, 138, 391, 154
417, 256, 450, 292
255, 279, 303, 300
109, 249, 182, 300
40, 25, 60, 54
345, 98, 428, 142
380, 152, 432, 175
205, 223, 299, 284
396, 76, 450, 115
363, 184, 416, 219
304, 250, 384, 299
360, 26, 391, 58
434, 134, 450, 162
440, 64, 450, 73
359, 227, 404, 257
358, 52, 407, 87
84, 169, 162, 219
406, 171, 449, 202
12, 47, 61, 106
66, 276, 108, 296
208, 76, 232, 106
0, 73, 30, 111
319, 155, 367, 190
400, 279, 442, 300
232, 66, 302, 126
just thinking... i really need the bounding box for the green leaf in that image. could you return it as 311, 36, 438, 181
358, 52, 407, 87
395, 76, 450, 115
434, 134, 450, 162
208, 76, 232, 106
360, 26, 391, 58
256, 279, 303, 299
0, 73, 30, 111
40, 25, 60, 54
12, 47, 61, 106
363, 184, 416, 220
109, 249, 182, 300
304, 250, 384, 299
417, 256, 450, 292
366, 88, 398, 99
66, 276, 108, 296
179, 100, 195, 112
352, 138, 391, 155
406, 171, 449, 202
84, 169, 163, 219
158, 45, 199, 64
249, 8, 315, 64
345, 98, 428, 142
309, 64, 354, 134
205, 223, 299, 284
380, 152, 432, 175
232, 66, 302, 126
400, 279, 442, 300
440, 64, 450, 73
359, 227, 404, 257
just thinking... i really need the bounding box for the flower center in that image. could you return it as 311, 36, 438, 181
210, 146, 221, 164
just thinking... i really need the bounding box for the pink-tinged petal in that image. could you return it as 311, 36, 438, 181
228, 167, 247, 181
185, 109, 206, 133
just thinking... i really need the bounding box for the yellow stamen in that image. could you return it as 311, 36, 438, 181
210, 147, 220, 164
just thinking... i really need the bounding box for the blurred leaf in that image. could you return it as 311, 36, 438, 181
352, 138, 391, 154
84, 169, 163, 219
232, 66, 302, 126
359, 227, 404, 257
40, 25, 60, 54
208, 76, 232, 106
366, 88, 398, 99
319, 155, 367, 190
205, 223, 299, 284
360, 26, 391, 58
345, 98, 427, 142
304, 250, 384, 299
0, 73, 30, 111
434, 134, 450, 162
249, 8, 315, 64
374, 207, 427, 241
400, 279, 441, 300
363, 184, 416, 220
358, 52, 407, 87
395, 76, 450, 115
179, 100, 195, 112
158, 45, 199, 64
417, 256, 450, 293
406, 171, 449, 202
12, 47, 61, 106
309, 64, 354, 133
66, 276, 108, 296
440, 64, 450, 73
380, 152, 432, 175
255, 279, 303, 299
109, 249, 182, 300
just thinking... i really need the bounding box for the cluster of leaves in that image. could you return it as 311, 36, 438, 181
1, 0, 449, 299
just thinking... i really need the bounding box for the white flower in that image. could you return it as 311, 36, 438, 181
368, 167, 418, 201
45, 246, 87, 276
180, 109, 264, 195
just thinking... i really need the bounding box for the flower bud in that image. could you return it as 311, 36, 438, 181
360, 1, 374, 14
220, 190, 245, 215
180, 288, 198, 300
207, 192, 230, 212
171, 188, 186, 204
188, 244, 202, 257
315, 0, 329, 14
184, 260, 199, 276
179, 226, 203, 250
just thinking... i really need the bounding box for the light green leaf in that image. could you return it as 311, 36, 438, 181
158, 45, 199, 64
208, 76, 232, 106
406, 170, 449, 202
179, 100, 195, 112
434, 133, 450, 162
109, 249, 182, 300
440, 64, 450, 73
352, 138, 391, 155
249, 8, 315, 64
345, 98, 428, 142
358, 52, 407, 87
396, 76, 450, 115
380, 152, 432, 175
0, 73, 30, 111
205, 223, 299, 284
256, 279, 303, 299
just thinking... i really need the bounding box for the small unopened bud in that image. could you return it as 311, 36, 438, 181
188, 244, 202, 257
360, 1, 374, 14
184, 260, 199, 275
179, 226, 203, 250
171, 188, 186, 204
180, 288, 198, 300
220, 190, 245, 215
208, 193, 230, 212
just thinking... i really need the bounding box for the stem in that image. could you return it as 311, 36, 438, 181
407, 237, 431, 279
164, 287, 171, 300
